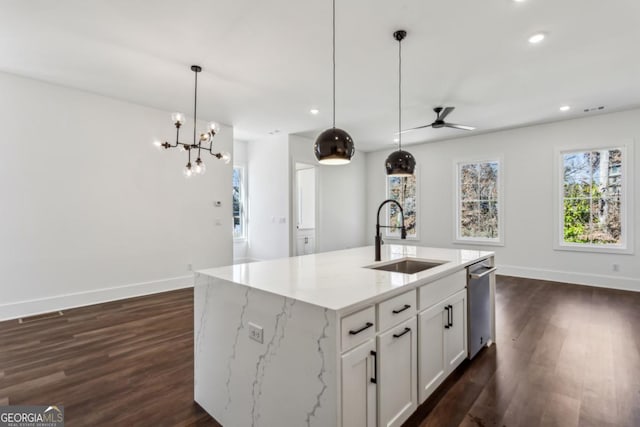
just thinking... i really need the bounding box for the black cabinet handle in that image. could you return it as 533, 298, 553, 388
444, 306, 450, 329
370, 350, 377, 384
448, 304, 453, 327
393, 327, 411, 338
349, 322, 373, 335
392, 304, 411, 314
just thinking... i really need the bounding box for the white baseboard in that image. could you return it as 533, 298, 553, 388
0, 275, 194, 322
497, 264, 640, 292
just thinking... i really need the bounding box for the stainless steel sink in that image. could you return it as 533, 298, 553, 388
367, 259, 446, 274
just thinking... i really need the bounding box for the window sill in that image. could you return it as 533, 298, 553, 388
453, 239, 504, 247
554, 243, 633, 255
384, 235, 419, 241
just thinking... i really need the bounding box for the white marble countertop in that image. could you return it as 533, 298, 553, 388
197, 245, 493, 313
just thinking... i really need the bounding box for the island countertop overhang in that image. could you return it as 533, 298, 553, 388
197, 245, 493, 314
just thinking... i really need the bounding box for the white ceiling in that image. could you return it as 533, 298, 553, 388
2, 0, 640, 152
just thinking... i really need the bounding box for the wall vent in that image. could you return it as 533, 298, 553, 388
583, 106, 605, 113
18, 311, 64, 324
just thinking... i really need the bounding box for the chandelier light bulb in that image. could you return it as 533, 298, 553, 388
171, 112, 185, 125
221, 151, 231, 164
183, 163, 195, 178
195, 159, 206, 175
200, 132, 211, 143
153, 140, 163, 150
208, 122, 220, 134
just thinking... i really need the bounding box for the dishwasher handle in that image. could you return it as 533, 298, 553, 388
469, 266, 497, 280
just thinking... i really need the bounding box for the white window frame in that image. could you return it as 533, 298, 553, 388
553, 143, 634, 254
385, 168, 419, 240
232, 165, 247, 241
453, 157, 504, 246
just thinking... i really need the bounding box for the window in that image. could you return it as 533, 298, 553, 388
455, 159, 502, 245
232, 166, 246, 240
386, 174, 417, 238
556, 146, 633, 253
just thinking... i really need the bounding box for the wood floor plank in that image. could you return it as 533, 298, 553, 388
1, 278, 639, 426
539, 392, 581, 427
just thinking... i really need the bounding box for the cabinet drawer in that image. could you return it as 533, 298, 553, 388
378, 289, 416, 332
418, 270, 466, 311
341, 306, 376, 352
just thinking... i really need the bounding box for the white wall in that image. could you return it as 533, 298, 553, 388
233, 140, 249, 262
289, 135, 368, 253
366, 109, 640, 291
0, 72, 233, 320
246, 134, 290, 261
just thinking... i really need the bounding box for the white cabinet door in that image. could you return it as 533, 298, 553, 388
444, 289, 468, 374
341, 339, 376, 427
417, 303, 446, 403
377, 317, 417, 427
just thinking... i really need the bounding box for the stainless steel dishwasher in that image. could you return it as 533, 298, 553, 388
467, 261, 496, 359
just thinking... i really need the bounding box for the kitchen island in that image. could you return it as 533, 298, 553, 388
194, 245, 494, 427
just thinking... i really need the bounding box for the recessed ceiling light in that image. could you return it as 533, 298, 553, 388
560, 105, 571, 112
513, 0, 526, 2
310, 108, 319, 115
393, 138, 399, 143
528, 33, 546, 44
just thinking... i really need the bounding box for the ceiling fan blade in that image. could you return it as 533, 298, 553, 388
444, 123, 475, 131
397, 123, 434, 134
438, 107, 455, 121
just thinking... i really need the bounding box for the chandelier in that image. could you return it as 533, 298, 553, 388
154, 65, 230, 177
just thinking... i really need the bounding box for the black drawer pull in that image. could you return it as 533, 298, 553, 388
370, 350, 377, 384
444, 306, 450, 329
448, 304, 453, 327
392, 304, 411, 314
349, 322, 373, 335
393, 327, 411, 338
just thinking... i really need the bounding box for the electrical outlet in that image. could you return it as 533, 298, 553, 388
612, 263, 620, 272
187, 263, 193, 271
248, 322, 263, 343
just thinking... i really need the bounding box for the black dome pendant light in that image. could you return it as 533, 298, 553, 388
314, 0, 355, 165
386, 30, 416, 176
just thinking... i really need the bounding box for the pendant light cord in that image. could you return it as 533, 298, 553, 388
398, 36, 402, 151
332, 0, 336, 128
193, 70, 198, 147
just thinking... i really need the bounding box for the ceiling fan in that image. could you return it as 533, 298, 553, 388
400, 106, 475, 134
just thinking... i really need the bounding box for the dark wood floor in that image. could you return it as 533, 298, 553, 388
1, 276, 639, 426
0, 289, 218, 426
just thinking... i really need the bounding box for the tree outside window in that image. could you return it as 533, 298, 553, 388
387, 174, 417, 238
456, 160, 502, 244
562, 149, 623, 245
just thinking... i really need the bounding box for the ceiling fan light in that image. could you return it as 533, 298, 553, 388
385, 150, 416, 176
314, 128, 355, 164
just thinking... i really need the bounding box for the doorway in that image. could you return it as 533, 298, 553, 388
294, 163, 317, 256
